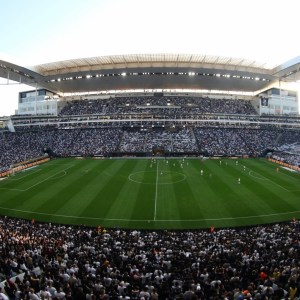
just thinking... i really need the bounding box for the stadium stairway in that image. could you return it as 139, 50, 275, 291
274, 132, 283, 145
190, 127, 201, 152
116, 130, 125, 151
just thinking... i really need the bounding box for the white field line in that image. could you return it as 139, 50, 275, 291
0, 166, 73, 192
0, 187, 26, 191
154, 160, 159, 221
128, 171, 186, 185
0, 205, 300, 222
248, 170, 289, 192
7, 169, 42, 181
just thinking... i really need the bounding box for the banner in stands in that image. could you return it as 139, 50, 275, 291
268, 158, 300, 173
0, 157, 50, 178
260, 96, 269, 107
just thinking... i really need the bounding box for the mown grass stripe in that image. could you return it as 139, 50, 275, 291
0, 158, 299, 229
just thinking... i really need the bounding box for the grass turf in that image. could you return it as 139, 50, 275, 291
0, 157, 299, 230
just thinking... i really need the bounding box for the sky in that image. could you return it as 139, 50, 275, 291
0, 0, 300, 116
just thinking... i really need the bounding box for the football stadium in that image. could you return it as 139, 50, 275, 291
1, 2, 300, 299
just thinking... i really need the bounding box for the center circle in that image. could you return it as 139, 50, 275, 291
128, 171, 186, 184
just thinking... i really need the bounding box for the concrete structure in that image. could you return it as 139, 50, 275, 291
0, 54, 300, 115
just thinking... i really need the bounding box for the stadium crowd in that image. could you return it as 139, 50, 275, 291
119, 128, 198, 153
0, 128, 122, 172
277, 131, 300, 146
194, 128, 278, 157
0, 96, 300, 300
271, 151, 300, 168
2, 126, 300, 172
1, 96, 299, 172
59, 96, 258, 117
269, 131, 300, 167
1, 216, 300, 299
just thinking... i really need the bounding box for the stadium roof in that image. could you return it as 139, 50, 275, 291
1, 54, 300, 95
32, 54, 278, 75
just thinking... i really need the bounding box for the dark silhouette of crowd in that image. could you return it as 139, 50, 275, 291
1, 216, 300, 299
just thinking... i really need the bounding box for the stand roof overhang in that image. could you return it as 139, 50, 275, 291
1, 54, 300, 94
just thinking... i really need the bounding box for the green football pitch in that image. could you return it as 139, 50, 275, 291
0, 157, 299, 229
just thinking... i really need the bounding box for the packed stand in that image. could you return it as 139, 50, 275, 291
0, 131, 45, 173
270, 131, 300, 167
146, 128, 198, 153
59, 96, 258, 117
276, 130, 300, 146
171, 128, 198, 153
271, 151, 300, 167
1, 216, 300, 299
272, 142, 300, 167
59, 99, 108, 116
0, 128, 122, 172
119, 131, 146, 152
1, 126, 300, 172
66, 128, 122, 156
194, 127, 279, 157
119, 128, 198, 153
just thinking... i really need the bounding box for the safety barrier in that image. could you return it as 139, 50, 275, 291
0, 157, 50, 178
268, 158, 300, 172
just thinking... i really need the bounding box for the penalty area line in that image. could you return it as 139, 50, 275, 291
7, 169, 42, 181
0, 166, 74, 192
248, 170, 290, 192
22, 166, 74, 191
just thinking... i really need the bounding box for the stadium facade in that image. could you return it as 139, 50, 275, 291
0, 54, 300, 166
0, 53, 300, 116
1, 55, 300, 300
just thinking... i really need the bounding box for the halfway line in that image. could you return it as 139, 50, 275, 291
154, 160, 159, 220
